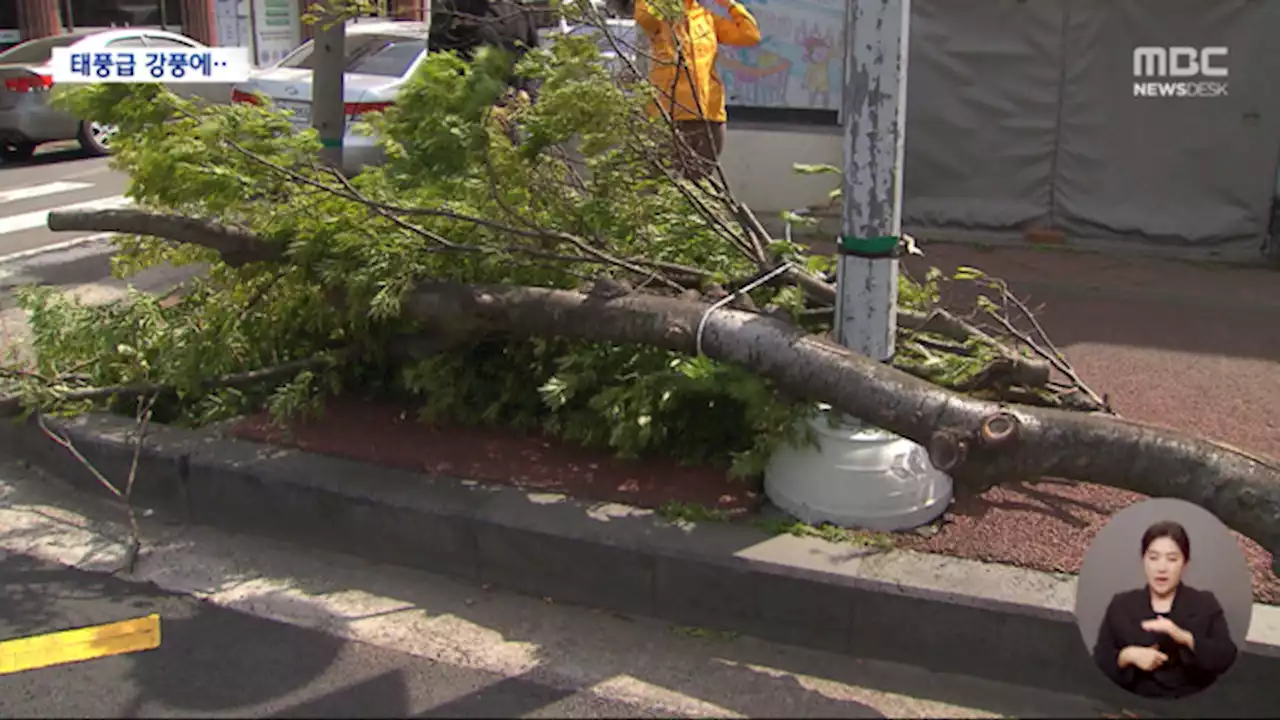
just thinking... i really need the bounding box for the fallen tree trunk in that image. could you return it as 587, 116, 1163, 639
398, 281, 1280, 573
41, 207, 1280, 574
49, 208, 1058, 387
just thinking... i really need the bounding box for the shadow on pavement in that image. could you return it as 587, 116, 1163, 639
0, 551, 887, 718
0, 147, 89, 169
0, 552, 345, 717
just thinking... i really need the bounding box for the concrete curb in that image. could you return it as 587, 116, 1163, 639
4, 412, 1278, 716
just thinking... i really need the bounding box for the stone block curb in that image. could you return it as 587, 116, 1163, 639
4, 412, 1278, 716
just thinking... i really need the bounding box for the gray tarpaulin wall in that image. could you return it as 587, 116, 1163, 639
901, 0, 1280, 247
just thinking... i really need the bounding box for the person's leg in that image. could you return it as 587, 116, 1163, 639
672, 121, 702, 181
674, 120, 720, 181
707, 120, 726, 164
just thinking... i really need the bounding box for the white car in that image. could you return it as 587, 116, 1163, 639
231, 17, 638, 177
540, 17, 638, 78
231, 20, 431, 177
0, 28, 228, 161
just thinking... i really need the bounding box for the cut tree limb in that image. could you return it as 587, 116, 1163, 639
48, 208, 280, 267
400, 281, 1280, 576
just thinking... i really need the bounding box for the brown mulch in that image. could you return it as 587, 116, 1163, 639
228, 396, 762, 514
226, 245, 1280, 606
226, 395, 1280, 606
895, 479, 1280, 605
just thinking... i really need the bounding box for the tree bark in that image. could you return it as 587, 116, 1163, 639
47, 209, 282, 267
42, 208, 1280, 574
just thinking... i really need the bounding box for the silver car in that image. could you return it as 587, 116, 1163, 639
231, 18, 637, 177
541, 17, 638, 79
0, 27, 227, 161
231, 20, 431, 177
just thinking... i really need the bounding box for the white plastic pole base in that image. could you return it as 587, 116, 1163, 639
763, 406, 953, 532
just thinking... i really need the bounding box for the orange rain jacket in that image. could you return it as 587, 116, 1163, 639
633, 0, 762, 123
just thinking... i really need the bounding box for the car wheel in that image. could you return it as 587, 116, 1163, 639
77, 120, 118, 156
0, 142, 35, 162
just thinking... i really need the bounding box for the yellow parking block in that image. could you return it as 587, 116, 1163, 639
0, 614, 161, 675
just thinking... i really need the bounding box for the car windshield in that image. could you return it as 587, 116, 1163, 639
278, 35, 423, 77
0, 33, 95, 65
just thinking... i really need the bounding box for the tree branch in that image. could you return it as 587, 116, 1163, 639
0, 351, 349, 417
47, 208, 277, 267
395, 280, 1280, 575
45, 206, 1062, 396
46, 207, 712, 285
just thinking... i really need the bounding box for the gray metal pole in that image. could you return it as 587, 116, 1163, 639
312, 2, 346, 169
835, 0, 910, 367
761, 0, 950, 532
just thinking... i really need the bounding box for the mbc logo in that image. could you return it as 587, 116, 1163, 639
1132, 47, 1229, 78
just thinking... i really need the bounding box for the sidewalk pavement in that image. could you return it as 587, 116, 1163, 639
0, 459, 1121, 719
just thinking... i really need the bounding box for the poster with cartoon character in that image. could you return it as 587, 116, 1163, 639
717, 0, 842, 111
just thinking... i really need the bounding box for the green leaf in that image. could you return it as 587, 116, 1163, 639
792, 163, 842, 175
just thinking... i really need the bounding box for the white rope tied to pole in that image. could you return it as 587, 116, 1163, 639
694, 262, 795, 358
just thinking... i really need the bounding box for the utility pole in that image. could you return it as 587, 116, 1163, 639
762, 0, 951, 533
834, 0, 907, 359
312, 0, 346, 169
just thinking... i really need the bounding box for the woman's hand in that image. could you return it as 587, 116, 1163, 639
1119, 645, 1169, 672
1142, 617, 1194, 649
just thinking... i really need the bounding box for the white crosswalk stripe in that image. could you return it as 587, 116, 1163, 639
0, 194, 131, 237
0, 181, 95, 204
0, 177, 132, 264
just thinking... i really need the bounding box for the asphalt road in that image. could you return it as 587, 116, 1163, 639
0, 143, 129, 263
0, 551, 668, 718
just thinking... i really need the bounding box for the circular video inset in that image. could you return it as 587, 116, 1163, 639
1075, 497, 1253, 700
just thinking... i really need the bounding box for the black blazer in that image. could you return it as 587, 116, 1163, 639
428, 0, 541, 94
1093, 584, 1238, 699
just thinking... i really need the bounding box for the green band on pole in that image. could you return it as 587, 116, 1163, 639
320, 137, 343, 148
837, 234, 900, 258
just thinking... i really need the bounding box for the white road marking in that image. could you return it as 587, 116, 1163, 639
0, 195, 130, 237
0, 232, 116, 265
0, 181, 93, 204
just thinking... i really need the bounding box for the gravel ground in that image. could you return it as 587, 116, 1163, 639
894, 243, 1280, 604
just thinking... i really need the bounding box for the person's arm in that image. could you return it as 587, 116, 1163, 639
1094, 597, 1139, 689
634, 0, 665, 37
708, 0, 761, 47
1176, 597, 1238, 675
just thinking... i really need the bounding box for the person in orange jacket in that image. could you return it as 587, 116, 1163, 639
633, 0, 761, 180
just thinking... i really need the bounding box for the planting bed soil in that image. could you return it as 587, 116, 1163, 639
227, 395, 1280, 606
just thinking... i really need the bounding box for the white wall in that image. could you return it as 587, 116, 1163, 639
718, 122, 843, 231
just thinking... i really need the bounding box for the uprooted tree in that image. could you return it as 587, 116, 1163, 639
2, 2, 1277, 574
